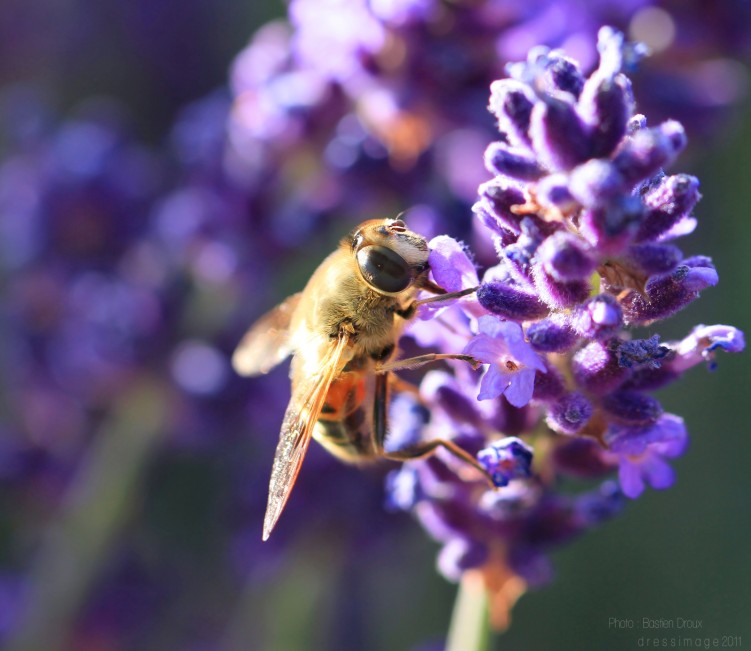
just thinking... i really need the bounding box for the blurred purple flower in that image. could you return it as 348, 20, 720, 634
605, 414, 689, 498
478, 437, 534, 488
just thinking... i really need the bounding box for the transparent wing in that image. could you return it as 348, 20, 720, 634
262, 329, 352, 540
232, 293, 301, 376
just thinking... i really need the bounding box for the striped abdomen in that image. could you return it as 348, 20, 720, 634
313, 370, 378, 462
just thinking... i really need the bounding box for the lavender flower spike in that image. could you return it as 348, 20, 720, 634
390, 27, 744, 628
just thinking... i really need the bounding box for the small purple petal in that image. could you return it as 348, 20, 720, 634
463, 333, 507, 366
672, 324, 746, 372
504, 367, 537, 408
477, 364, 511, 401
618, 460, 645, 499
682, 264, 719, 292
622, 259, 718, 324
427, 235, 479, 294
605, 414, 687, 456
642, 455, 676, 491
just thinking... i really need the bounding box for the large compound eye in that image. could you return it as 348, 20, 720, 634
356, 245, 412, 293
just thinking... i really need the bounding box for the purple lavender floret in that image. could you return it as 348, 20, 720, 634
478, 438, 534, 488
388, 27, 744, 628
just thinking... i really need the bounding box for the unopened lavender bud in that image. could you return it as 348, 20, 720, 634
532, 359, 566, 401
681, 257, 719, 291
546, 55, 585, 97
621, 364, 680, 391
537, 173, 576, 211
530, 94, 592, 171
472, 201, 511, 238
527, 317, 578, 353
579, 74, 633, 157
553, 438, 613, 479
477, 179, 526, 234
485, 142, 545, 180
622, 258, 718, 324
627, 243, 682, 275
637, 174, 701, 243
613, 120, 687, 185
569, 159, 626, 207
602, 390, 663, 426
532, 265, 591, 309
477, 281, 549, 321
570, 294, 623, 339
538, 232, 596, 282
579, 196, 642, 254
572, 340, 630, 395
547, 392, 594, 434
488, 80, 535, 147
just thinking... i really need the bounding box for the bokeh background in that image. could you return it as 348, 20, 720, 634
0, 1, 749, 650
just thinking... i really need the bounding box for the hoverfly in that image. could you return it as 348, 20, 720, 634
233, 218, 491, 540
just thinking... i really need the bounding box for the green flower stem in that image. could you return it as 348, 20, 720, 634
446, 575, 491, 651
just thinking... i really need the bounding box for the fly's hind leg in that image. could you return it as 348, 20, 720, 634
382, 438, 496, 488
373, 369, 495, 488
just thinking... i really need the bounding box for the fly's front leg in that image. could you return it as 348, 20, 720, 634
394, 286, 477, 320
375, 353, 480, 374
414, 286, 477, 307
